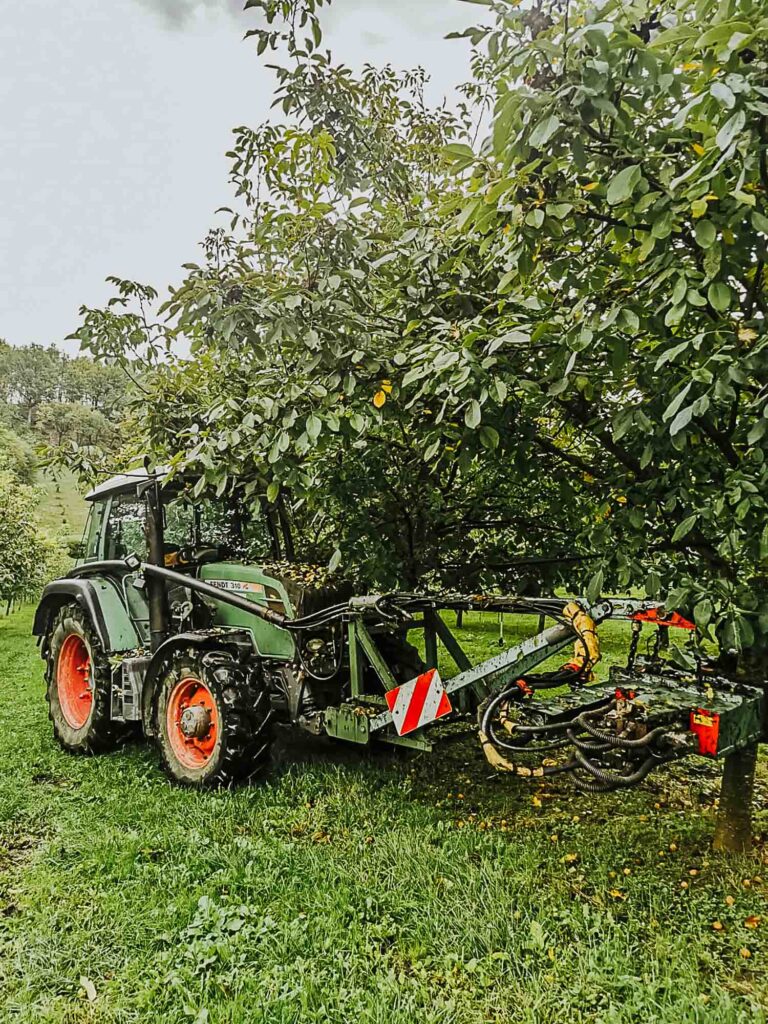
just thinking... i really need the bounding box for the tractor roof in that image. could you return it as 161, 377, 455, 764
85, 466, 169, 502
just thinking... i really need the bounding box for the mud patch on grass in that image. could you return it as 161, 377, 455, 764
30, 770, 80, 790
0, 820, 49, 917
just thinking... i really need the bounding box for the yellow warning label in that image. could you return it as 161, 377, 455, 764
692, 711, 715, 728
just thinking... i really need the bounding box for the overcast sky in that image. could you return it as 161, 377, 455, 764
0, 0, 475, 353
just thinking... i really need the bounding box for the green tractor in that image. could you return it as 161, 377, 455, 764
32, 467, 422, 787
34, 467, 766, 793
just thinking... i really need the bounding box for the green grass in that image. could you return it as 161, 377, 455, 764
1, 606, 767, 1023
35, 469, 88, 544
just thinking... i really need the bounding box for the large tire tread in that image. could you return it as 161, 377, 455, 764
44, 603, 129, 754
152, 647, 274, 789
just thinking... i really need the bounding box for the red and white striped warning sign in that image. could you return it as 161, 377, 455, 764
385, 669, 452, 736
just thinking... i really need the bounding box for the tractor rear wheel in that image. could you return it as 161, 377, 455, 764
152, 648, 274, 788
45, 603, 127, 753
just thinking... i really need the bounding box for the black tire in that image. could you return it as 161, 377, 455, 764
45, 603, 127, 754
152, 647, 274, 788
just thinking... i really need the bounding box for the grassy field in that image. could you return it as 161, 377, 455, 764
35, 469, 89, 545
1, 606, 767, 1023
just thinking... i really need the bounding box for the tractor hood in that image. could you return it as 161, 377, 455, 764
198, 561, 353, 657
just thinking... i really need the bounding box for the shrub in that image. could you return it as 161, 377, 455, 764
0, 472, 68, 608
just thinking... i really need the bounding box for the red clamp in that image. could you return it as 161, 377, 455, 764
514, 678, 533, 697
631, 608, 696, 631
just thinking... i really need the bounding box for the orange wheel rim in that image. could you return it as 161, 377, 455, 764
57, 634, 93, 729
166, 677, 219, 769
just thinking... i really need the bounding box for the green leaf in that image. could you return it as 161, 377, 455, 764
525, 208, 545, 229
697, 21, 753, 49
442, 142, 476, 165
328, 548, 342, 573
694, 599, 712, 629
651, 212, 674, 239
547, 378, 569, 397
671, 276, 687, 306
672, 515, 697, 543
628, 507, 644, 529
266, 481, 280, 504
670, 404, 695, 436
645, 571, 661, 598
711, 81, 736, 109
479, 425, 500, 449
492, 380, 508, 403
715, 109, 746, 151
546, 202, 573, 219
619, 308, 639, 333
306, 414, 322, 441
694, 219, 716, 248
760, 523, 768, 559
496, 269, 517, 294
704, 242, 722, 278
732, 189, 755, 207
465, 400, 482, 429
666, 644, 697, 671
606, 165, 641, 206
456, 198, 481, 232
663, 382, 692, 422
707, 281, 732, 311
655, 339, 689, 370
529, 114, 561, 149
664, 303, 685, 328
748, 419, 767, 445
586, 568, 604, 604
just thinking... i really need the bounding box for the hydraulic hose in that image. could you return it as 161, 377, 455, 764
566, 728, 612, 754
480, 688, 611, 741
575, 711, 669, 750
487, 731, 572, 754
571, 747, 673, 790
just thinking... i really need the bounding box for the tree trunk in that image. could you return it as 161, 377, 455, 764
276, 496, 296, 562
712, 742, 758, 854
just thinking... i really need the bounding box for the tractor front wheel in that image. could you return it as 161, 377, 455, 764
152, 648, 274, 788
45, 603, 126, 753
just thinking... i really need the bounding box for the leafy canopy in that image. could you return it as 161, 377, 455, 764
444, 0, 768, 649
73, 0, 768, 650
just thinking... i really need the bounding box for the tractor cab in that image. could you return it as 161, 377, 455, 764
72, 469, 279, 650
79, 468, 273, 570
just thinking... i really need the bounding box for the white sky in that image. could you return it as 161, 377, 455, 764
0, 0, 475, 353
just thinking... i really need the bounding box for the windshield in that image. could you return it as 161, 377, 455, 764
165, 497, 273, 560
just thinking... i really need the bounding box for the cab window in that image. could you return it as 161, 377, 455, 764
164, 497, 273, 560
164, 501, 195, 549
105, 495, 148, 560
82, 501, 107, 562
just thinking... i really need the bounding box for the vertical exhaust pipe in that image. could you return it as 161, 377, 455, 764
145, 477, 170, 652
